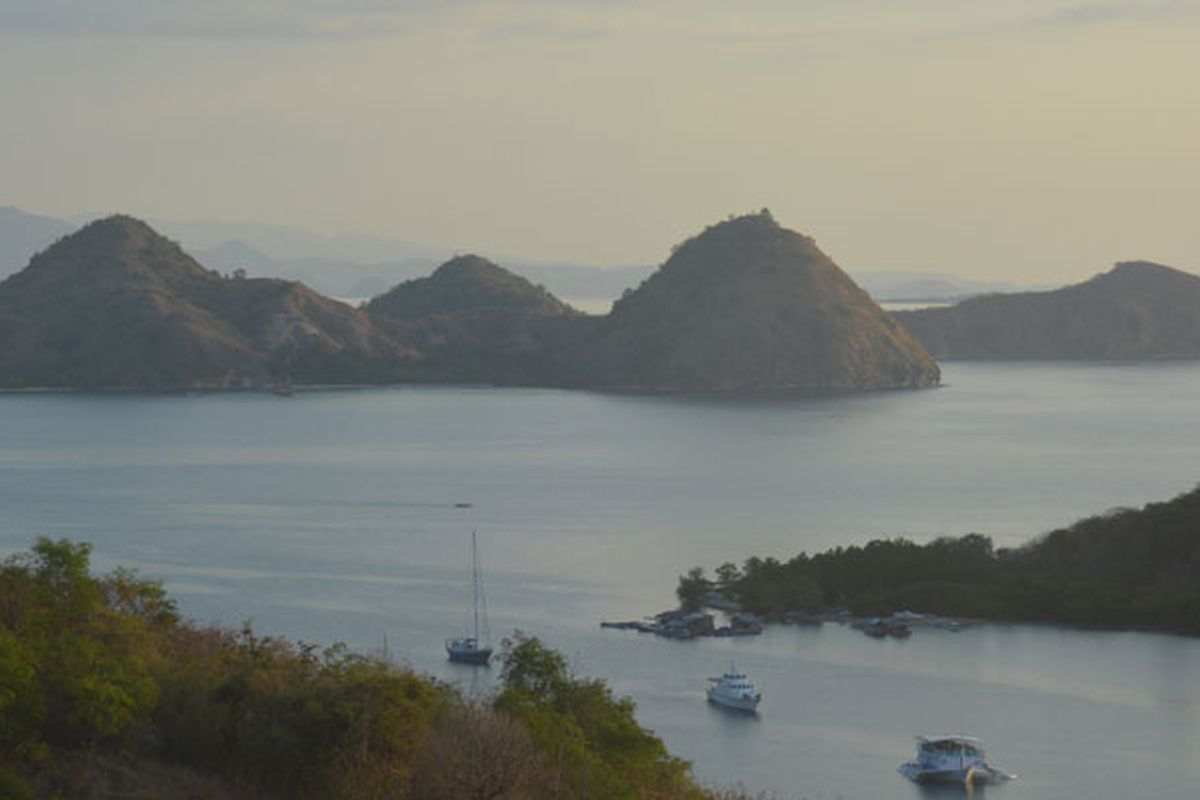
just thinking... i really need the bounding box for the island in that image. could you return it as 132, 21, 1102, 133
557, 210, 940, 391
0, 215, 410, 389
0, 211, 939, 393
894, 261, 1200, 360
677, 484, 1200, 636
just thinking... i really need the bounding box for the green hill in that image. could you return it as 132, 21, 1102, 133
692, 484, 1200, 634
567, 211, 940, 390
0, 539, 736, 800
895, 261, 1200, 359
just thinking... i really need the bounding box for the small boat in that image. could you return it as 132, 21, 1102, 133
445, 531, 492, 665
860, 618, 912, 638
446, 636, 490, 664
898, 735, 1015, 787
706, 665, 762, 713
861, 618, 889, 638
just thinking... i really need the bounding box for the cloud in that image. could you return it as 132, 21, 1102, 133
483, 22, 611, 43
1031, 1, 1199, 27
0, 0, 456, 39
0, 0, 645, 40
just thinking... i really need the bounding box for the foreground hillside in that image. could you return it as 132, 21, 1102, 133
567, 211, 940, 390
0, 216, 411, 389
684, 484, 1200, 635
895, 261, 1200, 359
0, 539, 757, 800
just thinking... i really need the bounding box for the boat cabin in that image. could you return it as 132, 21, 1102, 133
916, 735, 986, 767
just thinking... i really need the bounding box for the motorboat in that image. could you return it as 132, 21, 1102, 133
706, 665, 762, 713
898, 735, 1015, 786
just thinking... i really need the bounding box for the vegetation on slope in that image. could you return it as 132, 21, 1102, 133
568, 210, 940, 390
368, 255, 571, 319
0, 538, 745, 799
0, 216, 412, 389
679, 485, 1200, 635
894, 261, 1200, 359
366, 255, 583, 384
0, 212, 939, 393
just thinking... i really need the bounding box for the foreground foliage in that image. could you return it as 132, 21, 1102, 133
0, 538, 747, 799
684, 485, 1200, 634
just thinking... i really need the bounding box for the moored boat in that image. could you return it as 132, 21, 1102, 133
446, 531, 492, 665
898, 735, 1015, 786
706, 665, 762, 713
446, 636, 491, 665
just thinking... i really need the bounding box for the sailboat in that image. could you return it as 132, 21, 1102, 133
445, 530, 492, 665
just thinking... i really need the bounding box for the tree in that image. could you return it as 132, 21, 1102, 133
496, 633, 699, 800
676, 567, 710, 611
410, 704, 542, 800
714, 562, 741, 586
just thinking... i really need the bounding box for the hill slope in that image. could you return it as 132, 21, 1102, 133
1, 212, 944, 392
366, 254, 581, 383
566, 211, 940, 390
0, 216, 410, 388
895, 261, 1200, 359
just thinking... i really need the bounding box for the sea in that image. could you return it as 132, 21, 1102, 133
1, 361, 1198, 799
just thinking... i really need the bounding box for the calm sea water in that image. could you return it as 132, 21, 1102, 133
2, 362, 1198, 798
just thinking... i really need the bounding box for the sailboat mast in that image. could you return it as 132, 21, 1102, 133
471, 530, 480, 641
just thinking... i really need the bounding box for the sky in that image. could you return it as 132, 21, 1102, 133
2, 0, 1198, 281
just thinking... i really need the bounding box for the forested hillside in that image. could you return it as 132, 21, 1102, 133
0, 539, 747, 800
682, 485, 1200, 634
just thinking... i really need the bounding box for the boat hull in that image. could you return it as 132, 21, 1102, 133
899, 763, 1012, 786
707, 688, 761, 713
446, 639, 492, 665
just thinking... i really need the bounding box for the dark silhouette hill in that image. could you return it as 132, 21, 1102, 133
369, 254, 570, 317
895, 261, 1200, 359
564, 211, 940, 390
696, 482, 1200, 635
0, 216, 411, 388
366, 254, 581, 383
0, 212, 946, 392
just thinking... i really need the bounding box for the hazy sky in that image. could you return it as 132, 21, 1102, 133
2, 1, 1197, 281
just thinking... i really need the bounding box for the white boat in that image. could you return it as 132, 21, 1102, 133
445, 531, 492, 665
706, 665, 762, 712
898, 735, 1015, 786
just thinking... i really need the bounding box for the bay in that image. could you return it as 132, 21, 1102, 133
1, 361, 1198, 798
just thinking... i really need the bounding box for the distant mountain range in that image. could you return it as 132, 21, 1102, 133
853, 271, 1024, 304
0, 205, 1017, 306
895, 261, 1200, 359
0, 211, 939, 391
0, 206, 73, 277
8, 205, 1194, 387
0, 206, 651, 307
